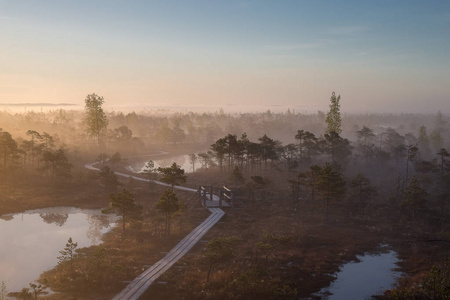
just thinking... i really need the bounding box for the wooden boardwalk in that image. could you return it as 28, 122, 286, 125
112, 207, 224, 300
85, 160, 227, 299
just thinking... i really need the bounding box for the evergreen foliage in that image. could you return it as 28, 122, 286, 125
156, 188, 183, 236
204, 236, 240, 283
157, 162, 187, 188
402, 176, 427, 219
316, 162, 346, 218
84, 93, 108, 151
105, 188, 143, 233
57, 237, 78, 274
99, 166, 119, 191
325, 92, 342, 134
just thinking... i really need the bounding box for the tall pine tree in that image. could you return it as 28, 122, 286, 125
84, 93, 108, 151
325, 92, 342, 134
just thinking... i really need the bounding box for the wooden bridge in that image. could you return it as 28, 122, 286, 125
186, 185, 245, 209
85, 160, 243, 299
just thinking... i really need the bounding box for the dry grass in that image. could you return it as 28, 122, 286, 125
2, 157, 449, 299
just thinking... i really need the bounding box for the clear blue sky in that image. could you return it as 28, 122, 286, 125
1, 0, 449, 113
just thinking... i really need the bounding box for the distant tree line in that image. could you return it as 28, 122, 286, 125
0, 128, 72, 178
195, 93, 450, 223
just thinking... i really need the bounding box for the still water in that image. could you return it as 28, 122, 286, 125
128, 154, 202, 174
318, 247, 401, 299
0, 207, 116, 293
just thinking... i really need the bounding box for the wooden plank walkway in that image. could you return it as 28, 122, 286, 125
85, 162, 230, 208
112, 207, 224, 300
84, 160, 227, 299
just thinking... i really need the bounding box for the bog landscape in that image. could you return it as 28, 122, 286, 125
0, 98, 449, 299
1, 1, 449, 299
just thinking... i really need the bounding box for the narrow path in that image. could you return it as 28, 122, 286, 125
85, 162, 198, 192
112, 207, 224, 300
84, 158, 226, 300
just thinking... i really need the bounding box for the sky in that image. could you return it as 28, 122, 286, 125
0, 0, 449, 113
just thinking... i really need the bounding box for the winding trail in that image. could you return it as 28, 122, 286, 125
85, 156, 226, 300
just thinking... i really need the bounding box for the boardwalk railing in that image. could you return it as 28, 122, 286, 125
84, 159, 227, 300
186, 185, 232, 209
220, 185, 245, 208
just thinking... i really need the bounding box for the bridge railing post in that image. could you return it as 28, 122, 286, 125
210, 185, 213, 202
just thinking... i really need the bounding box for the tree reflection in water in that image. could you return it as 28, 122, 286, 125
40, 213, 69, 226
87, 215, 112, 245
0, 215, 13, 221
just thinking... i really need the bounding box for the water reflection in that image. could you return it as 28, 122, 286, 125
39, 213, 69, 226
0, 207, 116, 293
0, 215, 13, 221
129, 154, 202, 174
87, 214, 111, 245
318, 248, 401, 300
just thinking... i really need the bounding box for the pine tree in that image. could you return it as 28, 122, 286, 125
0, 281, 7, 300
325, 92, 342, 134
106, 189, 142, 234
316, 162, 346, 219
142, 160, 157, 181
230, 166, 244, 189
402, 176, 427, 219
437, 148, 450, 175
157, 162, 187, 188
84, 93, 108, 151
57, 237, 78, 274
156, 189, 183, 236
205, 236, 240, 283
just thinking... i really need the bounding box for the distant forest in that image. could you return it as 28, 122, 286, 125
1, 104, 449, 299
1, 106, 449, 220
0, 103, 75, 107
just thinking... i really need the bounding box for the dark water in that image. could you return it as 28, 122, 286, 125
317, 247, 401, 300
128, 154, 201, 174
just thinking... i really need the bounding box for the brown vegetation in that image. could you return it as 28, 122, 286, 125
1, 108, 449, 299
